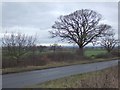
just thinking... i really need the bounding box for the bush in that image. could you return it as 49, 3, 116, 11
95, 53, 114, 59
2, 51, 89, 68
44, 51, 86, 62
2, 53, 49, 68
2, 58, 18, 68
111, 50, 120, 57
20, 54, 49, 66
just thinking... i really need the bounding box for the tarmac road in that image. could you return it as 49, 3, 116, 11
2, 60, 118, 88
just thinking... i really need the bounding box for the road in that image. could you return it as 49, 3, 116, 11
2, 60, 118, 88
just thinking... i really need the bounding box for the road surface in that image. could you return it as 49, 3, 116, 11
2, 60, 118, 88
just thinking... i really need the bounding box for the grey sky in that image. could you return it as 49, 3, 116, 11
1, 2, 118, 46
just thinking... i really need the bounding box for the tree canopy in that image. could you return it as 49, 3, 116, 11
50, 9, 112, 55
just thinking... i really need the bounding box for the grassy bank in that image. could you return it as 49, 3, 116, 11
28, 65, 118, 88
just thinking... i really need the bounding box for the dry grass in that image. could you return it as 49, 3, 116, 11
29, 66, 118, 88
79, 66, 118, 88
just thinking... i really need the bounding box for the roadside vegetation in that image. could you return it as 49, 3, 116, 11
2, 47, 119, 74
28, 65, 118, 88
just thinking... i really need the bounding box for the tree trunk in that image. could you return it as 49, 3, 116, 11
76, 47, 84, 57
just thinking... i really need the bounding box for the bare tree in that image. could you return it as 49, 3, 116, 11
2, 32, 37, 63
50, 9, 111, 56
100, 29, 118, 53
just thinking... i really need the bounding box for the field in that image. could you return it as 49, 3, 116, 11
84, 48, 107, 57
28, 65, 118, 88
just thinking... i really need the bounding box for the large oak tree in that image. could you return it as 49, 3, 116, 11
50, 9, 111, 56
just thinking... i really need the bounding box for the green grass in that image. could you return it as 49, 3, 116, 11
27, 66, 118, 88
85, 49, 107, 57
41, 49, 107, 57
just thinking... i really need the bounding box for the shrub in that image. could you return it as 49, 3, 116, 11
44, 51, 85, 62
111, 50, 120, 57
95, 53, 114, 59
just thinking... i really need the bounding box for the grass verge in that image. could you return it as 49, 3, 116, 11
28, 65, 118, 88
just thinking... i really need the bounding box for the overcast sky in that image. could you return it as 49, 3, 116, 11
1, 2, 118, 46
